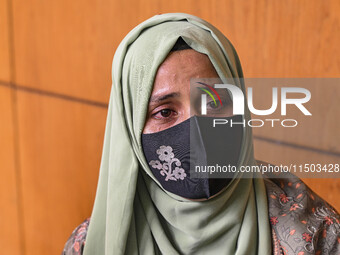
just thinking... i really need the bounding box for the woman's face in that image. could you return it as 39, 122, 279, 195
143, 49, 223, 134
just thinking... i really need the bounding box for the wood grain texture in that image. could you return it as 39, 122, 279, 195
16, 91, 106, 254
302, 178, 340, 212
0, 86, 21, 255
207, 0, 340, 78
248, 78, 340, 153
12, 0, 340, 101
12, 0, 116, 102
0, 0, 10, 81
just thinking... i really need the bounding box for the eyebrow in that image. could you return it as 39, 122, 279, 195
149, 92, 180, 103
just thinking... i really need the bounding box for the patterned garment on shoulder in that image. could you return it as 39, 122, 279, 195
62, 218, 90, 255
265, 172, 340, 255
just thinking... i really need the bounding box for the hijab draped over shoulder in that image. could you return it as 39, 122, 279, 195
83, 13, 272, 255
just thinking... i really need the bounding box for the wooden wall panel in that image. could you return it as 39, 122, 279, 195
0, 87, 21, 255
303, 178, 340, 212
0, 0, 10, 81
16, 91, 107, 254
247, 79, 340, 153
207, 0, 340, 78
12, 0, 340, 101
12, 0, 116, 102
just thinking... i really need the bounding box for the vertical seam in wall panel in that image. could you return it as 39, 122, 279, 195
7, 0, 26, 254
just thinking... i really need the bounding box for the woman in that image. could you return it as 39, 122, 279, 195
63, 13, 340, 255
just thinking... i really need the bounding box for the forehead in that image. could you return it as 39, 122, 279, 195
157, 49, 216, 75
152, 49, 219, 94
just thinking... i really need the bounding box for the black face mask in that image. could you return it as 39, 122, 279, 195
141, 115, 243, 199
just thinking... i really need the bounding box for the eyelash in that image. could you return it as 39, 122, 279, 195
206, 98, 232, 110
150, 98, 232, 120
152, 108, 177, 120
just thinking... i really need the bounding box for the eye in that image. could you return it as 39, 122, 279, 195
160, 109, 172, 117
205, 97, 233, 116
152, 108, 177, 119
207, 101, 219, 109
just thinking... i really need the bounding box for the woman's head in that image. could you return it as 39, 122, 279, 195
110, 13, 254, 188
114, 16, 244, 140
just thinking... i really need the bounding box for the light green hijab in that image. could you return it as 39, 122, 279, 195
84, 13, 272, 255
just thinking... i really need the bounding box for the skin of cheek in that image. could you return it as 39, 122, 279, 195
142, 49, 220, 134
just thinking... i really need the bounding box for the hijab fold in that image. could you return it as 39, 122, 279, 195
84, 13, 272, 255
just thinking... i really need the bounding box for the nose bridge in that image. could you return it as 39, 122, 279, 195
183, 104, 191, 120
183, 90, 200, 119
189, 107, 200, 117
184, 81, 201, 119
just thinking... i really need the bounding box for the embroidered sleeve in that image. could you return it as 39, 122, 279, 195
62, 218, 90, 255
264, 172, 340, 255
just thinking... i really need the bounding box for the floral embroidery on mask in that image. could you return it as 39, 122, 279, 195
149, 145, 187, 181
